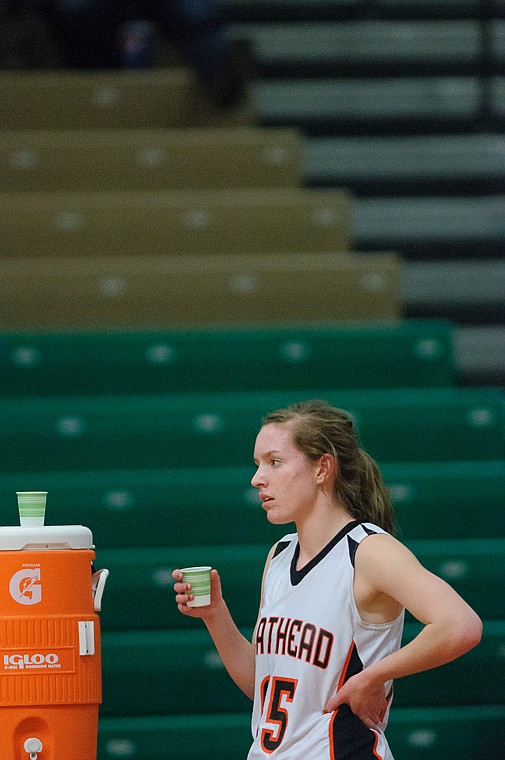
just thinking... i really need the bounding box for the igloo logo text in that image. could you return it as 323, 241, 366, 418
9, 568, 42, 605
3, 653, 59, 670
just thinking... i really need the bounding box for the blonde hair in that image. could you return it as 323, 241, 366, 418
263, 399, 396, 534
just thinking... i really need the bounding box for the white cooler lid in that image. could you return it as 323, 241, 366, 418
0, 525, 94, 551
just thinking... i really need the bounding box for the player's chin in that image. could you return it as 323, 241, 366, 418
265, 509, 291, 525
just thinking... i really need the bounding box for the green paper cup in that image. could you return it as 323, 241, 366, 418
180, 566, 212, 607
16, 491, 48, 527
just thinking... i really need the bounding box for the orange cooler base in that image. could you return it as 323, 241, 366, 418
1, 705, 98, 760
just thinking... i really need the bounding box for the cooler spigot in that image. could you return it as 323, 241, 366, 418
24, 737, 43, 759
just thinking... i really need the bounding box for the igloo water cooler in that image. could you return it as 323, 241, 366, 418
0, 496, 108, 760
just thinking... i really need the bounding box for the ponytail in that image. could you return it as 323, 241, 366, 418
354, 449, 396, 534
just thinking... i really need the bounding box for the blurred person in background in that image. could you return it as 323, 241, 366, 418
0, 0, 8, 65
37, 0, 252, 107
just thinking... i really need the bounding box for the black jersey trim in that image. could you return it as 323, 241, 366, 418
348, 526, 378, 568
330, 704, 381, 759
273, 540, 292, 559
347, 536, 359, 568
290, 520, 360, 586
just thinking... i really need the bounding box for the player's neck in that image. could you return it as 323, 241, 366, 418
295, 503, 353, 568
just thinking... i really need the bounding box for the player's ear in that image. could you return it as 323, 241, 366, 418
315, 453, 337, 484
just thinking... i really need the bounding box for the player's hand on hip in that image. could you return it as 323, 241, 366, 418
322, 670, 387, 730
172, 568, 223, 620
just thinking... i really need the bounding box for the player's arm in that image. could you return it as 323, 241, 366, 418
173, 567, 255, 699
355, 533, 482, 675
323, 533, 482, 725
172, 542, 278, 701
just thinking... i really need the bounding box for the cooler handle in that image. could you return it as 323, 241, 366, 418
92, 568, 109, 612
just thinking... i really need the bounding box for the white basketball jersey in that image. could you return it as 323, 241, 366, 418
248, 521, 404, 760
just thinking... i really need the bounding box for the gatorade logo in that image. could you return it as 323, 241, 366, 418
9, 568, 42, 605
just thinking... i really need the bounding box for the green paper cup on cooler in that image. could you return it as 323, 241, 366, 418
181, 566, 212, 607
16, 491, 48, 527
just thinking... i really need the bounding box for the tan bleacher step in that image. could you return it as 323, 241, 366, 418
0, 188, 351, 257
0, 251, 401, 328
0, 69, 252, 130
0, 127, 302, 192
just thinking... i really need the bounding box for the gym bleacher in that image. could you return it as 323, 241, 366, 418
1, 1, 504, 759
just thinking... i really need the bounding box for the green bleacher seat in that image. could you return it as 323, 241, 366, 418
394, 621, 505, 708
306, 134, 505, 191
1, 461, 503, 547
255, 77, 480, 127
221, 0, 481, 22
386, 705, 505, 760
373, 0, 479, 15
98, 705, 505, 760
99, 713, 252, 760
355, 195, 505, 250
230, 21, 479, 73
405, 260, 505, 323
492, 77, 505, 121
0, 321, 456, 397
491, 21, 505, 68
0, 388, 502, 474
99, 622, 504, 716
94, 538, 505, 631
382, 461, 505, 539
405, 538, 505, 620
101, 628, 252, 717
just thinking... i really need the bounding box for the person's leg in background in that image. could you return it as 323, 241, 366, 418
39, 0, 122, 68
39, 0, 253, 103
0, 1, 6, 66
154, 0, 253, 107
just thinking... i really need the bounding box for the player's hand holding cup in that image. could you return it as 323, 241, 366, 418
172, 566, 223, 620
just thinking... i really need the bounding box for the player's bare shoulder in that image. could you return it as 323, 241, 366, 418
353, 533, 408, 624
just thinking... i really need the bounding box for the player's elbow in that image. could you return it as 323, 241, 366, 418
452, 609, 483, 656
465, 611, 483, 650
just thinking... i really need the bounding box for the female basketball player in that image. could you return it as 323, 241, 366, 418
173, 399, 482, 759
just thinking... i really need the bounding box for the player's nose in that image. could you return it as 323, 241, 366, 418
251, 466, 266, 488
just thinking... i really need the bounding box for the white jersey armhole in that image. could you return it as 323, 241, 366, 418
349, 526, 405, 631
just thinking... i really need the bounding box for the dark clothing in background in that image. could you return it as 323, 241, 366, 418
39, 0, 251, 106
